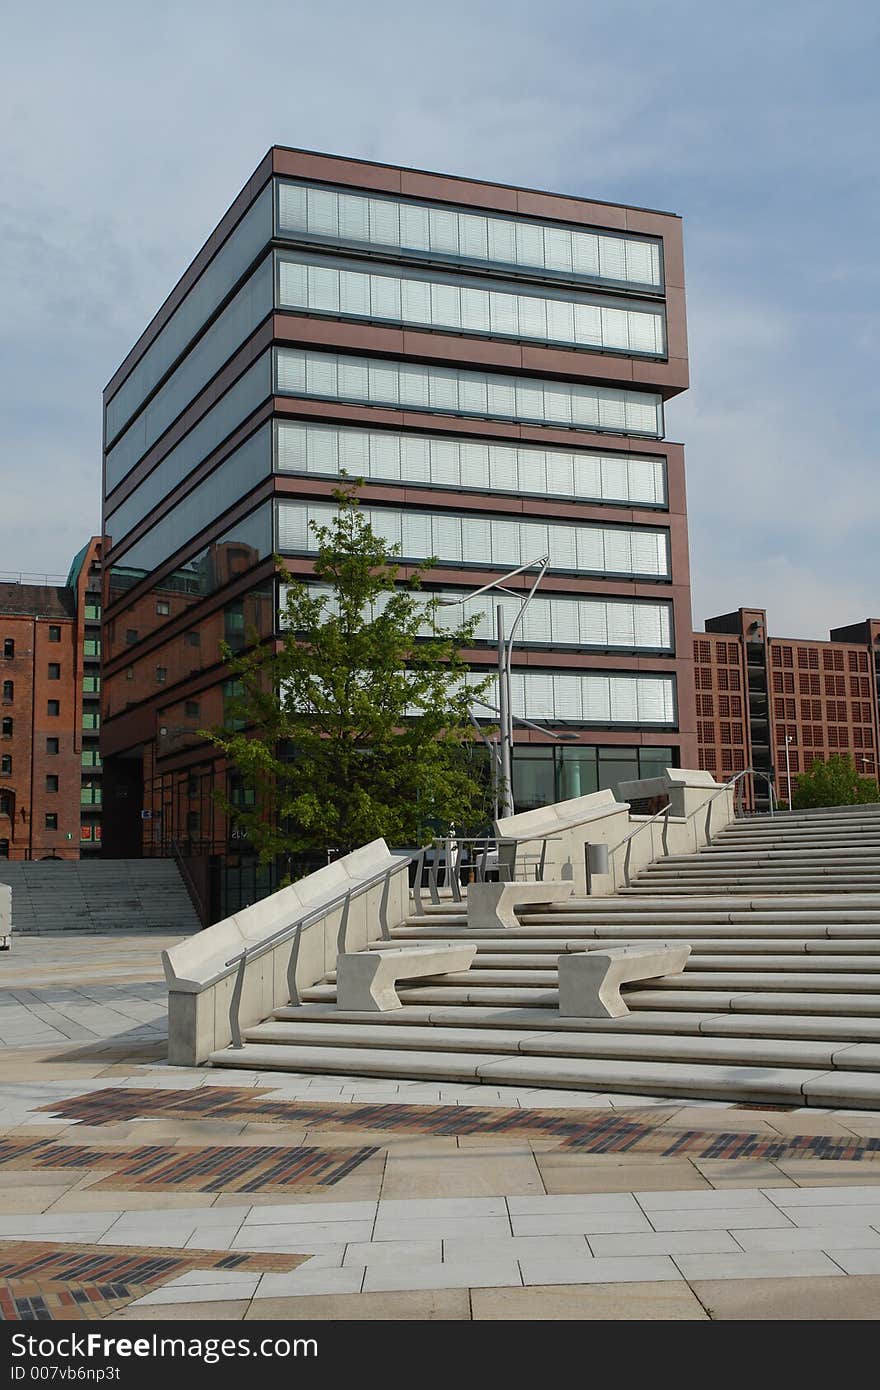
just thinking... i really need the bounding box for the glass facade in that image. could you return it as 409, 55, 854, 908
105, 257, 274, 492
275, 347, 664, 436
107, 505, 273, 638
277, 500, 670, 579
513, 745, 674, 811
108, 427, 272, 573
100, 155, 688, 902
276, 180, 663, 290
289, 584, 673, 653
468, 669, 676, 727
104, 183, 274, 445
277, 251, 665, 356
105, 354, 272, 545
274, 421, 667, 507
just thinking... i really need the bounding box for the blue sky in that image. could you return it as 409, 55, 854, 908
1, 0, 877, 636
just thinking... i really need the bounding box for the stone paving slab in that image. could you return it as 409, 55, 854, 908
690, 1274, 880, 1319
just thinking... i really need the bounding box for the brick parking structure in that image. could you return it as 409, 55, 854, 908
694, 607, 880, 812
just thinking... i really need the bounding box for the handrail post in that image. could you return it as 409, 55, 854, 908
228, 951, 248, 1049
412, 849, 426, 916
661, 807, 670, 855
336, 891, 352, 956
428, 840, 440, 904
287, 925, 302, 1008
476, 839, 487, 883
623, 838, 632, 888
537, 838, 548, 883
378, 866, 392, 941
450, 838, 463, 903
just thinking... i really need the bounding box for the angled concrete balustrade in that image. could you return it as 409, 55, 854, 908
494, 771, 734, 895
163, 838, 410, 1065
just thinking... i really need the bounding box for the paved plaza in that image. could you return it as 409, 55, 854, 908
1, 933, 880, 1320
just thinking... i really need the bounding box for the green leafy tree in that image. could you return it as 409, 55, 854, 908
791, 753, 879, 810
204, 486, 492, 865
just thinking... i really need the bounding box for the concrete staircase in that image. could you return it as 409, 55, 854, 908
0, 859, 202, 935
208, 804, 880, 1108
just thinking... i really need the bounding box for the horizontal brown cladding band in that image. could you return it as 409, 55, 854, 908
105, 146, 685, 405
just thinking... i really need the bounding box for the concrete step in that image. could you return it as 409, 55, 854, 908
377, 936, 880, 959
633, 861, 878, 872
376, 949, 880, 971
409, 908, 880, 927
394, 926, 880, 945
207, 1042, 880, 1107
627, 990, 880, 1016
725, 807, 880, 823
0, 858, 201, 934
300, 979, 880, 1011
241, 1018, 880, 1072
325, 965, 880, 992
634, 880, 880, 890
620, 884, 880, 895
522, 894, 880, 913
650, 852, 880, 866
207, 792, 880, 1109
273, 1002, 880, 1043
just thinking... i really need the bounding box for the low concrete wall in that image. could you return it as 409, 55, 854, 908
495, 789, 631, 896
163, 839, 410, 1066
496, 771, 736, 896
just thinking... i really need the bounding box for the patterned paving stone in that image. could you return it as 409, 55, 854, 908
0, 1240, 303, 1321
37, 1088, 880, 1165
0, 1136, 379, 1194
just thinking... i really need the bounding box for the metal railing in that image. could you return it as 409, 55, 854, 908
0, 570, 68, 586
685, 766, 754, 845
410, 834, 561, 914
223, 852, 413, 1049
608, 801, 673, 888
169, 838, 207, 925
608, 768, 755, 887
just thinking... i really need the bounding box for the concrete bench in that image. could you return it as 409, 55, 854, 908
467, 880, 574, 931
336, 944, 477, 1011
558, 943, 691, 1019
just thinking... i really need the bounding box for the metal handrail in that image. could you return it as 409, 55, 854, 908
417, 834, 563, 906
682, 766, 755, 844
224, 852, 413, 1049
607, 768, 755, 886
169, 838, 204, 924
609, 801, 673, 856
608, 802, 672, 888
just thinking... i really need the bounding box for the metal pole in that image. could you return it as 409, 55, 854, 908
785, 735, 793, 812
497, 604, 514, 818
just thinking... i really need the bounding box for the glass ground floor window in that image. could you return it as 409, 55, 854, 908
512, 744, 675, 813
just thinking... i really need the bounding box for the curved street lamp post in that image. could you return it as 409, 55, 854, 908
439, 555, 565, 819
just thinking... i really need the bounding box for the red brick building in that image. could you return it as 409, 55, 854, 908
694, 608, 880, 811
0, 539, 103, 860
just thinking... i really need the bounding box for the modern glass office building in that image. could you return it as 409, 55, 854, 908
101, 148, 697, 920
